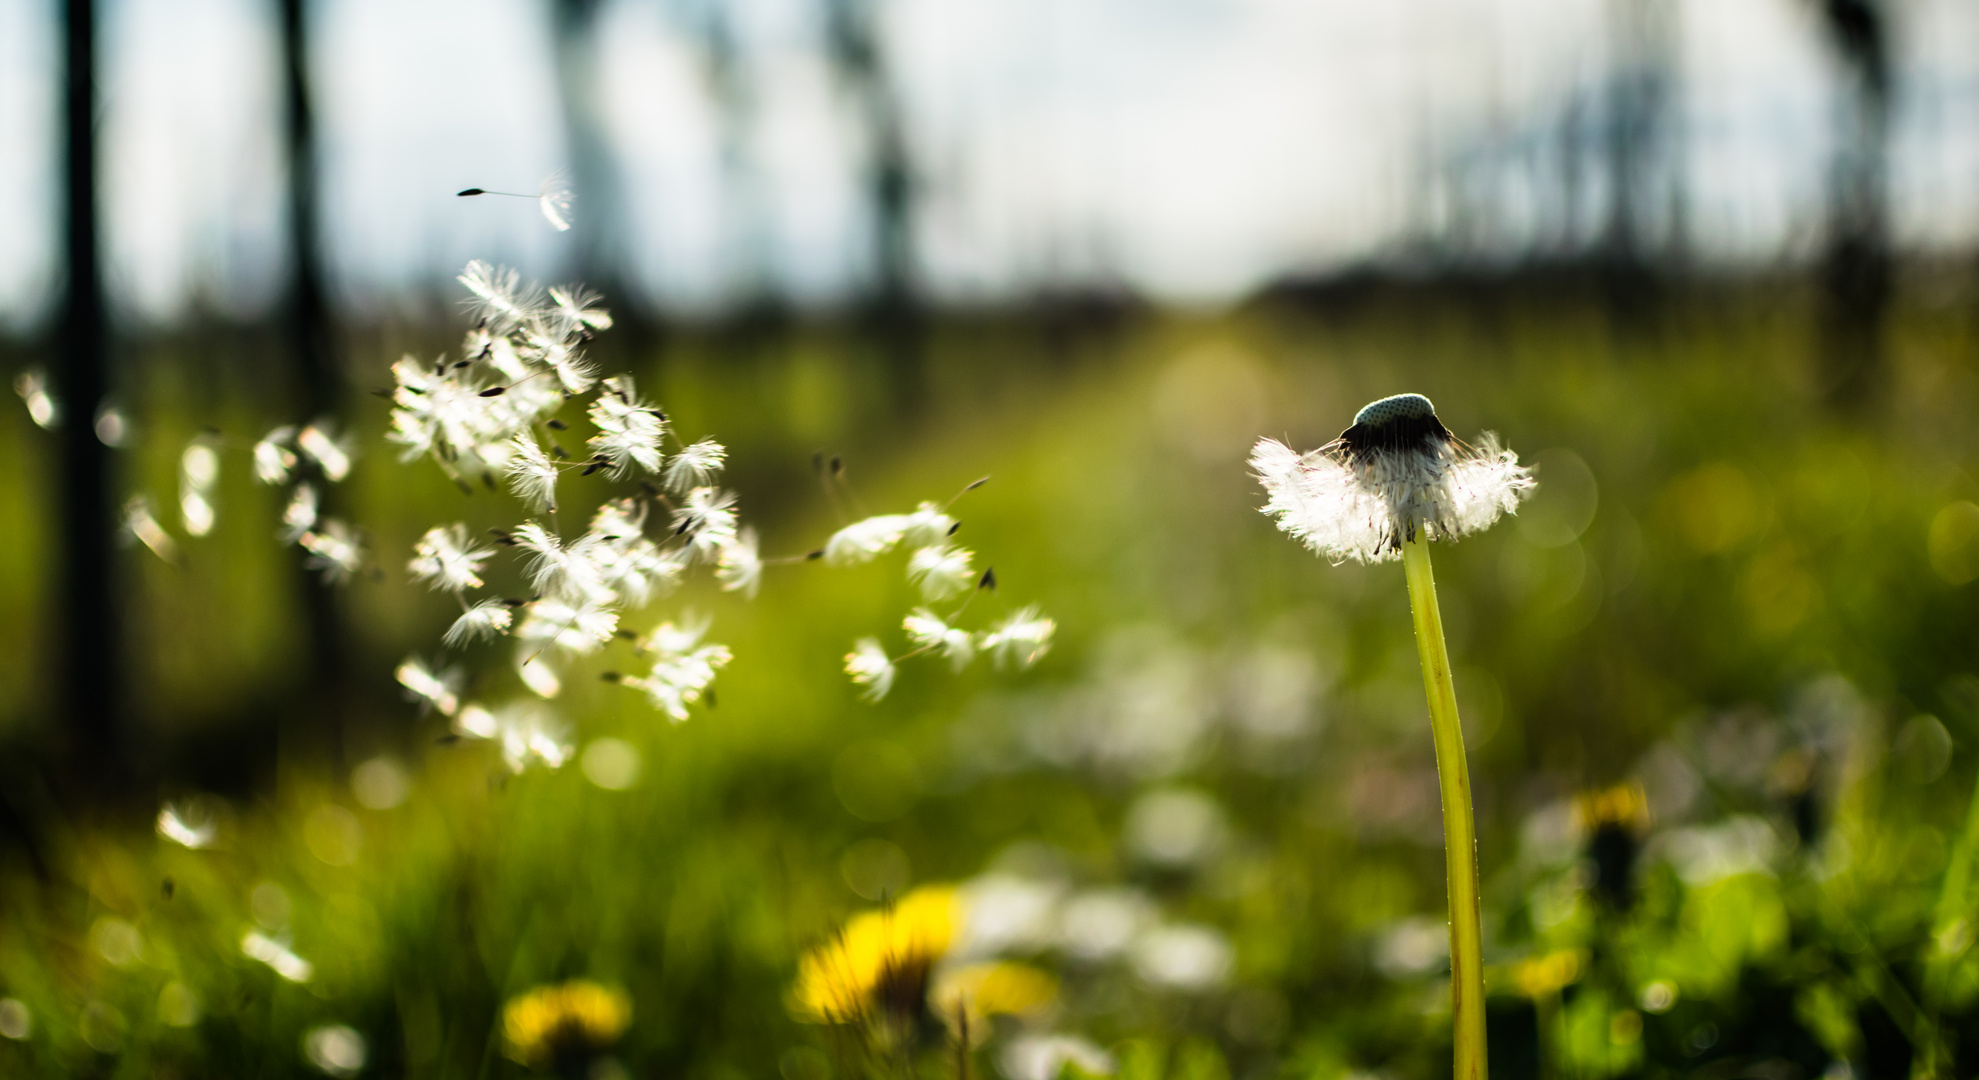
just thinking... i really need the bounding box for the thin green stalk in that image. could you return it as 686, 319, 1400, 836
1402, 532, 1489, 1080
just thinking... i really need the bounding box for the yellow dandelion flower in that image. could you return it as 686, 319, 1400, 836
931, 961, 1058, 1042
793, 884, 960, 1024
501, 980, 631, 1068
1574, 783, 1650, 834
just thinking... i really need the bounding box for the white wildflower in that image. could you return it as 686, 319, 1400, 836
297, 423, 353, 482
904, 608, 975, 671
179, 440, 218, 537
504, 433, 560, 512
907, 545, 974, 601
394, 656, 461, 716
715, 527, 762, 598
241, 932, 312, 983
253, 426, 297, 484
156, 802, 216, 849
281, 484, 318, 543
444, 601, 514, 647
1251, 393, 1534, 565
123, 497, 177, 563
662, 439, 726, 494
823, 514, 912, 565
587, 376, 665, 477
981, 606, 1055, 670
538, 172, 574, 233
845, 637, 896, 702
408, 524, 493, 593
300, 520, 364, 583
14, 367, 58, 428
516, 598, 619, 655
628, 619, 732, 721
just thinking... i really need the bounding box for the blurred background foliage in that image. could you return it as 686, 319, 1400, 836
6, 0, 1979, 1077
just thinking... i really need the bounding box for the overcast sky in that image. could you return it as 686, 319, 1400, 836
3, 0, 1979, 328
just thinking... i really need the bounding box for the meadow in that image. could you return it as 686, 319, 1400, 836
1, 270, 1976, 1080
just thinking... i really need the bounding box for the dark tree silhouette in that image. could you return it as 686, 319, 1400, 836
552, 0, 621, 293
822, 0, 923, 409
279, 0, 349, 762
1815, 0, 1892, 407
57, 0, 126, 795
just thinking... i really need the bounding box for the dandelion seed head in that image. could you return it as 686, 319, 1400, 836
663, 439, 726, 494
588, 376, 665, 478
904, 502, 957, 547
505, 434, 560, 512
1253, 393, 1535, 564
845, 638, 896, 702
548, 285, 612, 333
671, 487, 738, 561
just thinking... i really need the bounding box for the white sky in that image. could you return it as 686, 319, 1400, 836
2, 0, 1978, 328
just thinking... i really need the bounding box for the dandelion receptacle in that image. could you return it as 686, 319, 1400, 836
1253, 393, 1534, 1080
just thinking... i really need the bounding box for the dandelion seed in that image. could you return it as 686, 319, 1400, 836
907, 545, 974, 601
715, 527, 762, 598
539, 339, 598, 394
505, 434, 559, 512
444, 601, 515, 646
662, 438, 726, 494
548, 285, 612, 333
517, 653, 562, 698
980, 606, 1054, 670
587, 375, 665, 477
458, 260, 538, 329
516, 598, 620, 655
624, 618, 731, 721
845, 638, 895, 702
904, 501, 956, 547
1251, 393, 1533, 564
123, 497, 178, 562
395, 656, 462, 716
297, 423, 353, 482
904, 608, 975, 671
670, 487, 738, 560
409, 523, 494, 593
14, 368, 59, 429
281, 483, 318, 543
823, 514, 912, 565
254, 426, 299, 484
241, 931, 313, 983
454, 703, 499, 739
511, 522, 614, 605
156, 802, 216, 849
494, 703, 571, 771
179, 440, 219, 537
300, 519, 364, 583
538, 172, 574, 232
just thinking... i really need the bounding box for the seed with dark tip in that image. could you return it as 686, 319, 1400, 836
479, 386, 507, 398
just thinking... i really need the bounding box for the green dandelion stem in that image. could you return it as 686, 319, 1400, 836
1402, 531, 1489, 1080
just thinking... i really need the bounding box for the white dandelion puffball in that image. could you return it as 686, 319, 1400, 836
1252, 393, 1534, 564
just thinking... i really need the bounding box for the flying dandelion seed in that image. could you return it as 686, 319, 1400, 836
505, 434, 560, 512
662, 438, 727, 494
395, 656, 462, 717
179, 440, 219, 537
297, 423, 353, 482
980, 607, 1055, 669
904, 609, 975, 671
254, 426, 298, 483
539, 172, 574, 232
445, 601, 515, 646
300, 519, 364, 583
714, 528, 763, 598
281, 484, 319, 543
907, 545, 974, 601
409, 524, 494, 593
845, 638, 896, 701
123, 497, 178, 563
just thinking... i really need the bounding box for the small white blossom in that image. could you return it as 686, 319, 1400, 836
981, 606, 1055, 670
1251, 393, 1534, 564
907, 545, 974, 601
662, 438, 726, 494
845, 637, 896, 702
253, 426, 297, 484
444, 601, 514, 646
300, 520, 364, 583
281, 484, 318, 543
823, 514, 912, 565
715, 528, 762, 598
904, 609, 975, 671
505, 434, 560, 512
409, 524, 494, 593
394, 656, 461, 716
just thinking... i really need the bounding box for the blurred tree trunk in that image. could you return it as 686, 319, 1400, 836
280, 0, 347, 764
1600, 0, 1679, 327
57, 0, 127, 796
1815, 0, 1891, 409
823, 0, 922, 411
